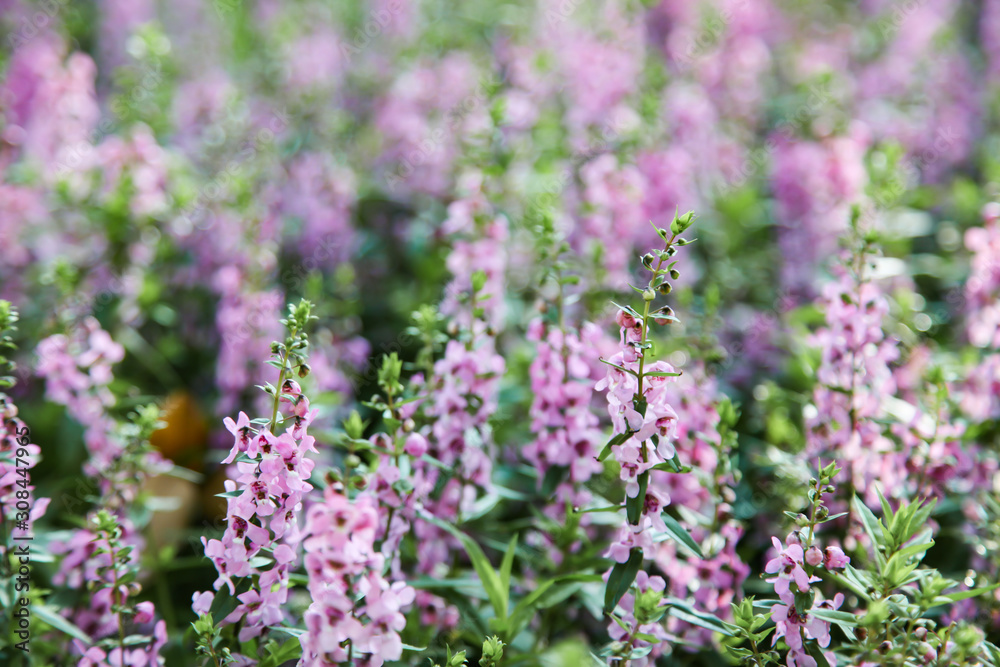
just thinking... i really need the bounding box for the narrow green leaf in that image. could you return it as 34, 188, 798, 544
599, 357, 639, 377
932, 583, 1000, 605
421, 513, 508, 630
852, 496, 887, 568
659, 514, 704, 559
499, 534, 518, 611
259, 638, 303, 667
626, 473, 649, 525
810, 609, 858, 626
604, 549, 644, 613
34, 606, 91, 643
891, 540, 934, 564
664, 598, 736, 636
598, 431, 632, 462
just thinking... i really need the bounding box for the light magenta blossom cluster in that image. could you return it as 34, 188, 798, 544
414, 334, 505, 574
806, 266, 901, 506
608, 572, 671, 667
194, 381, 318, 642
766, 533, 849, 667
652, 366, 749, 645
597, 309, 679, 519
74, 623, 167, 667
440, 174, 509, 332
299, 487, 415, 666
964, 203, 1000, 349
36, 318, 126, 479
524, 318, 604, 486
63, 519, 168, 666
770, 133, 868, 302
213, 267, 284, 415
0, 396, 49, 541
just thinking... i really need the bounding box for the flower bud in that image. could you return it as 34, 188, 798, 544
404, 432, 428, 458
805, 546, 823, 566
616, 310, 637, 328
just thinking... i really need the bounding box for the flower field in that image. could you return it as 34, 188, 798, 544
2, 0, 1000, 665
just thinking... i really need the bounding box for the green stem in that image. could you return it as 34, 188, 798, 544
109, 534, 126, 660
269, 326, 297, 432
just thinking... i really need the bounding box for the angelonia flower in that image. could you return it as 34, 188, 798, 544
194, 301, 320, 645
766, 532, 849, 667
65, 511, 168, 665
36, 318, 168, 489
439, 172, 509, 333
608, 572, 671, 667
595, 213, 698, 662
0, 394, 49, 542
524, 318, 604, 486
652, 367, 749, 646
597, 316, 681, 562
279, 152, 357, 266
522, 317, 605, 566
805, 243, 901, 507
414, 332, 505, 575
298, 487, 415, 667
213, 267, 284, 415
576, 155, 647, 287
963, 202, 1000, 350
770, 132, 868, 302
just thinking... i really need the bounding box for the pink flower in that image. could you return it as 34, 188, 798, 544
221, 411, 252, 464
192, 591, 214, 615
765, 536, 818, 603
824, 546, 850, 569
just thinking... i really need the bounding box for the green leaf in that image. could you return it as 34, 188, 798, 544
598, 431, 632, 462
499, 534, 518, 611
270, 625, 307, 638
643, 371, 682, 378
852, 496, 887, 568
932, 583, 1000, 606
508, 574, 602, 638
421, 513, 508, 631
34, 606, 91, 643
810, 609, 858, 626
259, 638, 303, 667
625, 473, 648, 524
659, 514, 704, 559
891, 540, 934, 564
604, 549, 644, 613
664, 598, 736, 636
599, 357, 639, 377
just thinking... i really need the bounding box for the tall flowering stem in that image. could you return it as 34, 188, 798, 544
597, 211, 697, 648
193, 300, 318, 651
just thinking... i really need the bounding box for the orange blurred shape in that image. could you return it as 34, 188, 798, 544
150, 391, 208, 471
